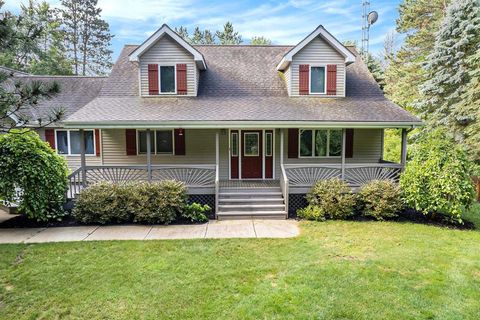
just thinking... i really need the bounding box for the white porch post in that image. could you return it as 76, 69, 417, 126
341, 128, 346, 180
400, 128, 407, 168
146, 129, 152, 181
215, 131, 220, 217
215, 130, 220, 167
280, 129, 284, 165
79, 129, 87, 187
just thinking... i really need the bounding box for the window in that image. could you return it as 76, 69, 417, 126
299, 129, 342, 158
160, 66, 175, 93
138, 130, 173, 154
231, 132, 238, 157
265, 132, 273, 156
310, 66, 326, 94
244, 133, 259, 156
55, 130, 95, 155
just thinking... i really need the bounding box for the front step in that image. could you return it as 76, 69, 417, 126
217, 183, 287, 219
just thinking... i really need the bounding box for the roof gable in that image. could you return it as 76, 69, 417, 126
128, 24, 207, 70
276, 25, 356, 70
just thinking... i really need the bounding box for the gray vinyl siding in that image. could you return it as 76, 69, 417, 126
139, 35, 196, 96
290, 36, 346, 97
283, 129, 382, 164
284, 66, 291, 95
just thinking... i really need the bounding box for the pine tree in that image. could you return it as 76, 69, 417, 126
190, 27, 203, 44
250, 36, 271, 45
174, 26, 189, 41
366, 54, 386, 90
216, 22, 242, 45
60, 0, 113, 75
203, 30, 215, 44
383, 0, 450, 111
418, 0, 480, 162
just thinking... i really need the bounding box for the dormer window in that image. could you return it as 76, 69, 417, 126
310, 66, 326, 94
160, 65, 176, 93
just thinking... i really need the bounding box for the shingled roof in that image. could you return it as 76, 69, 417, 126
64, 44, 420, 128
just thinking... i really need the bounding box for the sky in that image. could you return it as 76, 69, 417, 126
4, 0, 403, 61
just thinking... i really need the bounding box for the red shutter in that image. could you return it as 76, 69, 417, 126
299, 64, 309, 95
345, 129, 354, 158
45, 129, 55, 149
288, 129, 299, 158
125, 129, 137, 155
327, 64, 337, 95
148, 64, 159, 95
95, 129, 101, 156
176, 64, 187, 95
174, 129, 185, 155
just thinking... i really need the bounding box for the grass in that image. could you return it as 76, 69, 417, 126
0, 205, 479, 319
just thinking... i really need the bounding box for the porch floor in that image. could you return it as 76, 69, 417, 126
220, 180, 280, 188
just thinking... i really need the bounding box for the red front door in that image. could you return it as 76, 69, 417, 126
241, 130, 263, 179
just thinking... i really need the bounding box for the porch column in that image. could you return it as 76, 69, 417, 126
215, 130, 219, 167
341, 128, 346, 180
79, 129, 87, 187
280, 129, 284, 165
146, 129, 152, 181
400, 128, 408, 168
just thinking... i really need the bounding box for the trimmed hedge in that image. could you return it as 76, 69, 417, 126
73, 180, 188, 225
358, 180, 403, 221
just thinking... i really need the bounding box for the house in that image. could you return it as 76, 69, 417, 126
10, 24, 421, 219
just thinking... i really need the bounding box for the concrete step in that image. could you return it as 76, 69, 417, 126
218, 204, 286, 212
217, 211, 287, 220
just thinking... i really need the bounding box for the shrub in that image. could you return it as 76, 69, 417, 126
182, 203, 210, 223
133, 180, 187, 224
305, 178, 356, 219
358, 180, 403, 220
0, 130, 68, 221
73, 182, 141, 224
400, 129, 475, 223
297, 205, 326, 221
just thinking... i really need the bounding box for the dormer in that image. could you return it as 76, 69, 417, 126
277, 26, 355, 97
129, 24, 207, 97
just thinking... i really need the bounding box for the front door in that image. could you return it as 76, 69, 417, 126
241, 130, 263, 179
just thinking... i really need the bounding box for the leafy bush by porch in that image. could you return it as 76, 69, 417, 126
400, 129, 475, 223
0, 130, 68, 221
182, 203, 210, 223
73, 180, 189, 225
358, 180, 403, 220
303, 178, 356, 220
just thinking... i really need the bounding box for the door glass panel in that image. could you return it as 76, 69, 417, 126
265, 132, 272, 156
299, 130, 312, 157
231, 133, 238, 157
244, 133, 259, 156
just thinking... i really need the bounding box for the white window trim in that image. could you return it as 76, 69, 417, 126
136, 129, 174, 155
298, 129, 342, 158
243, 132, 260, 157
158, 64, 177, 95
309, 65, 327, 95
54, 129, 96, 156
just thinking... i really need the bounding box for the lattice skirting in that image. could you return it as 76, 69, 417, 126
288, 194, 308, 218
188, 194, 216, 219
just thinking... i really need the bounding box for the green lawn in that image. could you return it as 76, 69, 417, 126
1, 205, 479, 319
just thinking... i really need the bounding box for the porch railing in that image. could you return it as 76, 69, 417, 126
67, 164, 217, 199
284, 163, 403, 188
280, 164, 289, 218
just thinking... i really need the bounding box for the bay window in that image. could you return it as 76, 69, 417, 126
55, 130, 95, 155
299, 129, 342, 157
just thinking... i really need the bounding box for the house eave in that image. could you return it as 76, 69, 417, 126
63, 120, 423, 129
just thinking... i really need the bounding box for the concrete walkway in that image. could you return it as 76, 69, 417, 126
0, 220, 300, 244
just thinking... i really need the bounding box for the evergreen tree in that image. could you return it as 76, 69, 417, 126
418, 0, 480, 162
366, 54, 386, 90
203, 30, 215, 44
190, 27, 203, 44
250, 36, 271, 45
174, 26, 189, 41
216, 22, 242, 45
60, 0, 113, 75
383, 0, 450, 111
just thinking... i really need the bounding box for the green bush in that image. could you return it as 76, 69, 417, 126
358, 180, 403, 220
0, 130, 68, 221
297, 205, 326, 221
134, 180, 187, 224
73, 180, 187, 225
400, 129, 475, 223
305, 178, 356, 219
73, 182, 141, 224
182, 203, 210, 223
